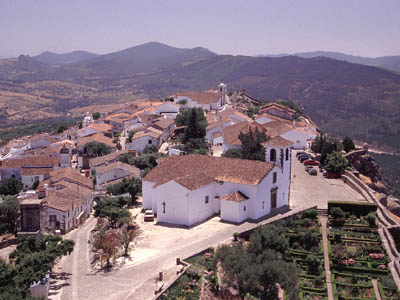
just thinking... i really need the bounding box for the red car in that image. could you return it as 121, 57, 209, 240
304, 159, 320, 166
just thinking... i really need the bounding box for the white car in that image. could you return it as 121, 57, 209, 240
144, 210, 155, 222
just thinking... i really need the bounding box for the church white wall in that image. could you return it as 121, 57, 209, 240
155, 181, 190, 226
187, 183, 218, 226
282, 129, 316, 150
142, 181, 155, 211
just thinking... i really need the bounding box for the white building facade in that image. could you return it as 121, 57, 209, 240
142, 154, 290, 226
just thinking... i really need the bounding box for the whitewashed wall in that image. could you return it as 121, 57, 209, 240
125, 136, 158, 153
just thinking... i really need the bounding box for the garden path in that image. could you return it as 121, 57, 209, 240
319, 216, 334, 300
371, 278, 382, 300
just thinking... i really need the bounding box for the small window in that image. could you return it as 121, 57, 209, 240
243, 206, 246, 211
205, 196, 209, 204
273, 172, 277, 184
285, 148, 289, 161
148, 140, 152, 144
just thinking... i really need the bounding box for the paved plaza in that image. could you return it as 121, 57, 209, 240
48, 150, 368, 300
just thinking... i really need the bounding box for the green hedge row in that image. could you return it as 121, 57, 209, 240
328, 201, 377, 217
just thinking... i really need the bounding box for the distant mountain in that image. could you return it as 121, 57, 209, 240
33, 50, 99, 65
260, 51, 400, 73
76, 41, 217, 75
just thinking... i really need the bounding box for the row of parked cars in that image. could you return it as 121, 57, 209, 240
296, 151, 320, 176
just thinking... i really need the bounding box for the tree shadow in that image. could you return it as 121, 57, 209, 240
48, 271, 71, 297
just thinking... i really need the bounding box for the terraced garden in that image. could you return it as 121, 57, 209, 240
159, 205, 399, 300
327, 201, 400, 300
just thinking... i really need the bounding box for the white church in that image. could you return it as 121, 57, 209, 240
142, 136, 292, 226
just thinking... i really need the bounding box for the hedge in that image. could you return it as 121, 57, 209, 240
328, 201, 377, 217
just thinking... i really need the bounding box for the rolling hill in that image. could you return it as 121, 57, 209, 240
261, 51, 400, 73
33, 50, 99, 65
74, 41, 217, 75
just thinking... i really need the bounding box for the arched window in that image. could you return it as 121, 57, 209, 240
270, 149, 276, 162
285, 148, 289, 161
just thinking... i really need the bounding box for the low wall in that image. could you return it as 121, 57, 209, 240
344, 171, 397, 226
0, 238, 17, 250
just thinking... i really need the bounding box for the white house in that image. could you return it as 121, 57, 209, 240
142, 154, 291, 226
28, 135, 58, 150
172, 83, 227, 112
153, 102, 180, 119
125, 131, 161, 153
95, 161, 140, 189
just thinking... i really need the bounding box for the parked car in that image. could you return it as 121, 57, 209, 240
144, 210, 155, 222
322, 169, 328, 177
300, 156, 312, 163
308, 168, 318, 176
296, 151, 307, 158
304, 159, 320, 166
305, 165, 313, 172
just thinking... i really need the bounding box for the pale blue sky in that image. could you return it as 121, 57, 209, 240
1, 0, 399, 58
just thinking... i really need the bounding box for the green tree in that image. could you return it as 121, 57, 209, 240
192, 148, 208, 155
239, 127, 268, 161
92, 112, 101, 120
85, 142, 112, 156
127, 130, 137, 143
276, 99, 303, 114
222, 148, 243, 159
2, 234, 74, 299
342, 136, 355, 153
246, 105, 260, 118
94, 197, 132, 228
175, 107, 207, 128
182, 108, 206, 142
106, 177, 142, 205
324, 152, 348, 174
305, 254, 322, 275
247, 224, 288, 255
0, 196, 20, 234
120, 228, 141, 256
57, 124, 67, 133
143, 145, 157, 154
0, 178, 23, 196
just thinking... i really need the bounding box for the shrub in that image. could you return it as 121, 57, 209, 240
305, 254, 321, 275
303, 209, 318, 219
330, 207, 345, 219
365, 212, 376, 227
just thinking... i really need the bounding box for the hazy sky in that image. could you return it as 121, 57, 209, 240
1, 0, 399, 58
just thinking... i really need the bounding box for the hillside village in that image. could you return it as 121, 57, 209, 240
0, 83, 399, 300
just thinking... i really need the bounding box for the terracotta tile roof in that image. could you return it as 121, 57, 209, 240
259, 103, 296, 115
206, 117, 238, 131
49, 168, 93, 189
262, 136, 294, 147
1, 156, 59, 169
96, 161, 140, 177
217, 109, 252, 122
88, 123, 113, 133
261, 121, 293, 137
77, 133, 115, 148
222, 122, 267, 146
43, 190, 85, 212
21, 167, 53, 176
152, 118, 174, 130
131, 131, 161, 141
89, 150, 128, 168
221, 191, 249, 202
175, 91, 220, 104
144, 154, 275, 190
29, 134, 58, 144
54, 181, 93, 199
